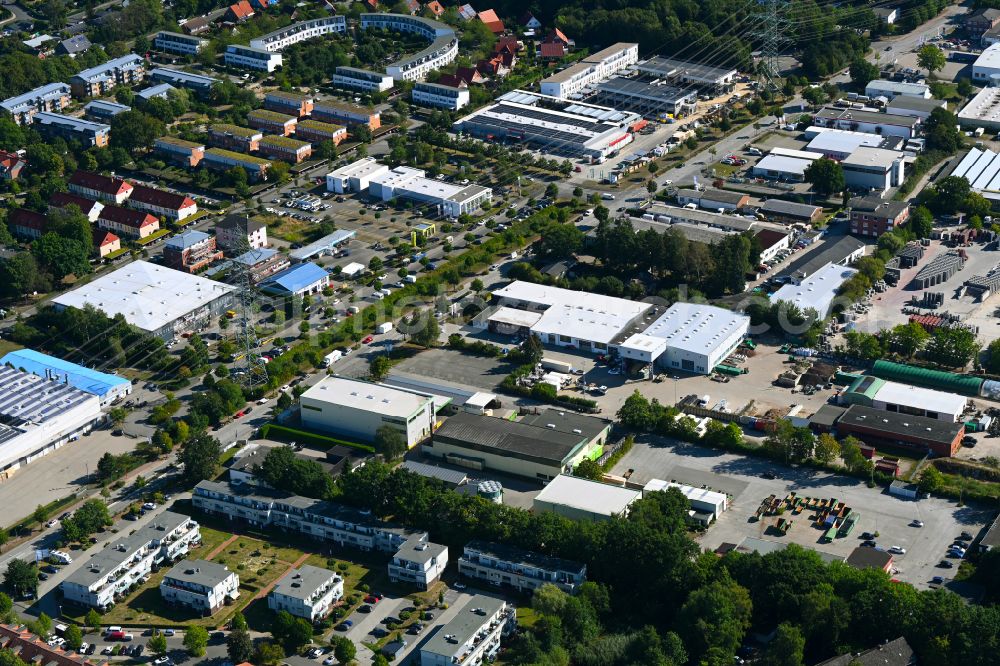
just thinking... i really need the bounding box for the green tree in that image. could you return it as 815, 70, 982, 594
0, 529, 8, 553
763, 623, 805, 666
918, 44, 946, 76
849, 59, 880, 88
617, 390, 653, 430
369, 355, 391, 381
109, 110, 165, 155
923, 107, 964, 154
272, 610, 312, 652
909, 206, 934, 238
228, 621, 254, 663
919, 466, 945, 493
925, 327, 980, 368
537, 223, 584, 259
523, 334, 544, 365
32, 504, 49, 531
677, 573, 752, 665
841, 437, 869, 474
64, 625, 83, 651
183, 626, 209, 657
85, 609, 102, 631
32, 233, 91, 281
574, 458, 604, 481
3, 559, 37, 597
804, 158, 845, 196
407, 311, 440, 347
332, 636, 356, 664
814, 433, 841, 464
886, 321, 930, 358
374, 425, 407, 460
147, 634, 167, 656
180, 433, 222, 483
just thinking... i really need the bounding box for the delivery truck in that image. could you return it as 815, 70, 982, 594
322, 350, 342, 367
377, 322, 393, 334
540, 357, 573, 373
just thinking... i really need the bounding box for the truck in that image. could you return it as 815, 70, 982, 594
403, 274, 417, 284
376, 322, 393, 334
540, 358, 573, 373
322, 350, 342, 367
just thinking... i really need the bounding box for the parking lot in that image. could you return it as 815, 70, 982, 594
612, 436, 995, 588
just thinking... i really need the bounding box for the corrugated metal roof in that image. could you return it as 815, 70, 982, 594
871, 360, 984, 397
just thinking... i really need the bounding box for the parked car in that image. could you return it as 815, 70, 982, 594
931, 576, 944, 585
939, 560, 954, 568
888, 546, 906, 555
336, 621, 353, 631
163, 629, 175, 637
359, 605, 372, 613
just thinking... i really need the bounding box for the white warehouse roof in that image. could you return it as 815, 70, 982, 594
873, 380, 967, 418
770, 262, 858, 317
643, 478, 728, 509
806, 129, 885, 155
488, 306, 543, 328
534, 475, 641, 517
301, 376, 432, 418
640, 302, 750, 357
753, 154, 816, 177
51, 261, 236, 334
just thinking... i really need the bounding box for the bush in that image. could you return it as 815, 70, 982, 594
258, 424, 374, 453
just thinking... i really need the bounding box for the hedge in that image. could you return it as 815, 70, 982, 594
258, 423, 375, 453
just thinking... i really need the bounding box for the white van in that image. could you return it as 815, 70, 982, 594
601, 193, 615, 201
445, 236, 454, 244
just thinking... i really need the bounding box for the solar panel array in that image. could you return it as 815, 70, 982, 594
950, 147, 1000, 195
0, 365, 93, 426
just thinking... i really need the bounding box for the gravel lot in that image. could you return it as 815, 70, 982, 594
612, 435, 995, 589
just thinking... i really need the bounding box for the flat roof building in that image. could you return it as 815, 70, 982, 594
864, 79, 931, 99
643, 478, 727, 523
752, 153, 816, 182
388, 539, 448, 589
153, 31, 208, 55
225, 44, 283, 72
635, 56, 739, 88
948, 146, 1000, 200
300, 376, 435, 448
426, 411, 612, 482
326, 157, 390, 193
249, 16, 347, 51
160, 560, 239, 614
259, 262, 329, 297
836, 404, 963, 457
149, 67, 219, 94
842, 375, 966, 422
813, 106, 920, 139
268, 565, 343, 622
420, 596, 515, 666
759, 199, 823, 225
333, 66, 394, 93
886, 95, 947, 120
458, 541, 586, 594
288, 229, 356, 262
675, 188, 749, 212
33, 112, 109, 147
805, 128, 891, 161
533, 474, 642, 521
412, 81, 470, 110
368, 165, 493, 218
360, 13, 458, 81
83, 99, 130, 121
841, 146, 906, 193
973, 42, 1000, 83
0, 349, 131, 407
592, 76, 696, 117
958, 87, 1000, 132
0, 365, 103, 479
52, 261, 237, 340
771, 262, 858, 318
453, 90, 639, 160
539, 43, 639, 98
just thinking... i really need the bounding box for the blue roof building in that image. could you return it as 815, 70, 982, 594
260, 262, 330, 297
0, 348, 132, 406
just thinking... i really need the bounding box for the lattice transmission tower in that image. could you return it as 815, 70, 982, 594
757, 0, 790, 90
232, 214, 268, 392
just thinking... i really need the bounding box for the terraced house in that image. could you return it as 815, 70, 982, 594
248, 109, 298, 136
61, 511, 200, 610
97, 205, 160, 240
294, 119, 347, 145
127, 184, 198, 222
208, 124, 263, 152
154, 137, 205, 167
258, 135, 312, 163
264, 90, 314, 117
202, 148, 271, 181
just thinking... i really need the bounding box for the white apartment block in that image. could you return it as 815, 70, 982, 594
216, 215, 268, 251
540, 43, 639, 98
420, 596, 516, 666
268, 565, 343, 622
412, 81, 470, 110
388, 539, 449, 589
154, 31, 208, 56
249, 16, 346, 52
361, 13, 458, 81
61, 512, 200, 611
160, 559, 240, 614
457, 541, 587, 594
225, 44, 283, 72
333, 67, 394, 93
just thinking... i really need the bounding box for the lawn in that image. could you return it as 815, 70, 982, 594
0, 339, 23, 357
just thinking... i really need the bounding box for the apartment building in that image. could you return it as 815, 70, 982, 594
154, 31, 208, 56
216, 214, 268, 251
312, 100, 381, 129
97, 205, 160, 240
225, 44, 283, 72
33, 113, 110, 147
202, 148, 271, 181
70, 54, 145, 97
848, 195, 910, 238
420, 596, 516, 666
267, 565, 343, 622
193, 479, 433, 554
154, 136, 205, 167
9, 209, 48, 241
84, 99, 131, 121
412, 81, 470, 110
208, 124, 263, 152
249, 16, 347, 52
160, 560, 240, 614
61, 511, 200, 611
1, 82, 71, 124
457, 541, 587, 594
332, 66, 394, 93
294, 119, 347, 145
248, 109, 298, 137
360, 13, 458, 81
49, 192, 104, 222
264, 90, 314, 117
68, 170, 133, 204
149, 67, 219, 96
258, 135, 312, 163
388, 540, 448, 589
163, 230, 222, 273
128, 184, 197, 221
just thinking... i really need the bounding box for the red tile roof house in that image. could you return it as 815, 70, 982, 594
494, 36, 520, 56
403, 0, 420, 14
539, 41, 566, 59
97, 204, 160, 239
49, 191, 105, 221
425, 1, 446, 17
68, 170, 133, 204
546, 28, 573, 47
128, 184, 198, 222
435, 74, 468, 88
477, 56, 509, 78
477, 8, 505, 34
454, 67, 486, 85
226, 0, 255, 22
0, 149, 27, 179
0, 623, 108, 666
93, 229, 121, 258
9, 208, 48, 240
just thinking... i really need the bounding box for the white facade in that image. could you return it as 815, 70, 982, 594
770, 262, 859, 318
268, 565, 343, 622
369, 165, 493, 217
0, 366, 103, 479
864, 79, 931, 99
361, 13, 458, 81
534, 475, 642, 521
225, 45, 283, 72
160, 560, 240, 614
333, 67, 394, 92
869, 380, 967, 422
805, 128, 886, 160
249, 16, 347, 52
388, 539, 449, 589
643, 479, 727, 521
618, 302, 750, 375
154, 31, 207, 55
421, 597, 515, 666
491, 281, 651, 353
300, 376, 435, 448
974, 43, 1000, 83
326, 157, 390, 193
841, 147, 905, 193
412, 81, 470, 110
457, 541, 587, 594
539, 43, 639, 98
62, 512, 200, 610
